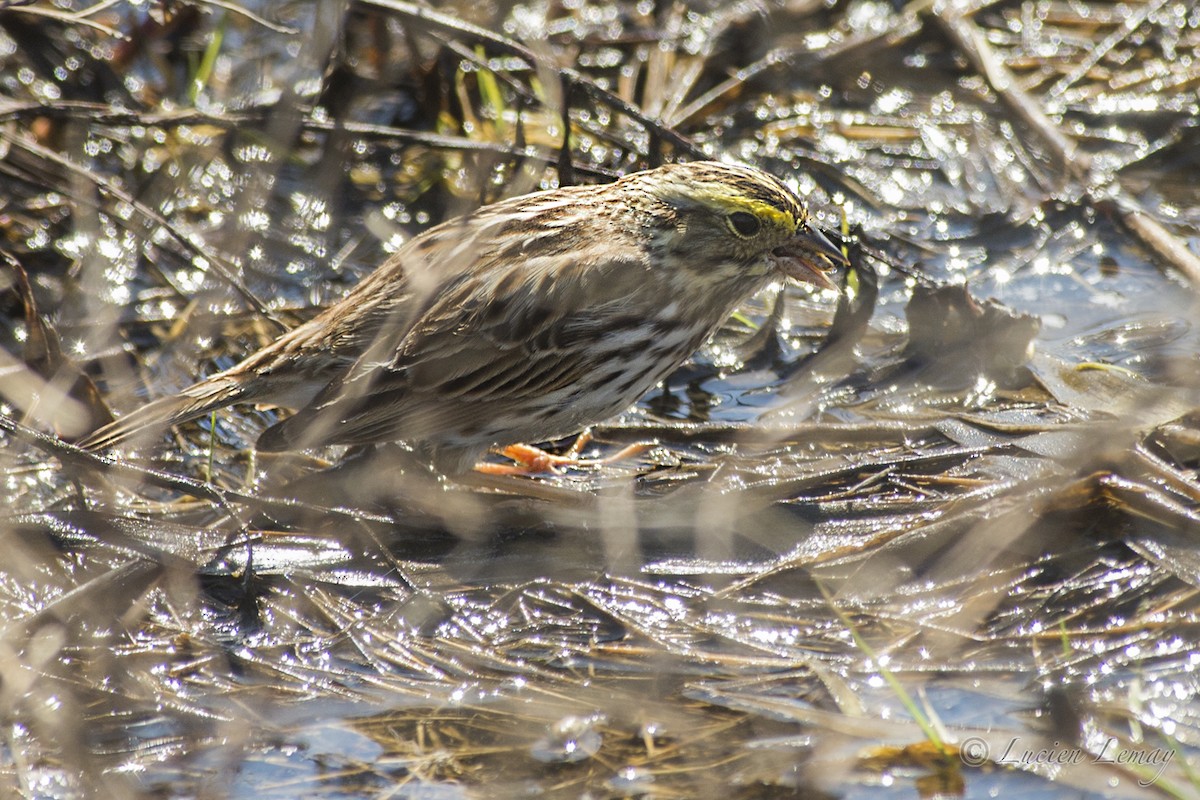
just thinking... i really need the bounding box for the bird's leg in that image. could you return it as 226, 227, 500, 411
474, 432, 648, 476
563, 429, 595, 458
488, 444, 561, 474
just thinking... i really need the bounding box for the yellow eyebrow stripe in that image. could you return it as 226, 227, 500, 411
707, 194, 799, 233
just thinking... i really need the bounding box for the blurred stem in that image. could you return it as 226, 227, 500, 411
818, 580, 948, 752
1058, 620, 1072, 657
190, 12, 229, 106
474, 46, 508, 139
841, 205, 858, 301
1165, 734, 1200, 792
206, 410, 217, 482
730, 310, 758, 330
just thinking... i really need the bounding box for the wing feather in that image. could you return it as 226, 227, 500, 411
259, 248, 654, 450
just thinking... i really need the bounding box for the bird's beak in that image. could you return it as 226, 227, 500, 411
772, 223, 848, 291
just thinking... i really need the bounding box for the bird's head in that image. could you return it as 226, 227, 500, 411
628, 161, 845, 291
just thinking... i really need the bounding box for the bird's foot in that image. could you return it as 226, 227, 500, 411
475, 432, 647, 476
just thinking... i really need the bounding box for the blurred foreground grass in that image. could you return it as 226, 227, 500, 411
1, 0, 1200, 797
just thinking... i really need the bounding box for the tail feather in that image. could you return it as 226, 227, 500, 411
77, 376, 248, 451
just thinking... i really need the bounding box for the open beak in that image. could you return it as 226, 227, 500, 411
772, 223, 848, 291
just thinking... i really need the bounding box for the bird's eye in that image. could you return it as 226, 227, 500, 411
728, 211, 761, 237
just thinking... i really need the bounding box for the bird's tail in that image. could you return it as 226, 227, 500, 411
76, 375, 249, 451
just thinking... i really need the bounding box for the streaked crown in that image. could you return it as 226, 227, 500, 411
628, 161, 808, 238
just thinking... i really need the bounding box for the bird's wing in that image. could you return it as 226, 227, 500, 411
257, 249, 656, 450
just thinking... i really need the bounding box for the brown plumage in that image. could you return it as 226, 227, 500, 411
79, 161, 844, 473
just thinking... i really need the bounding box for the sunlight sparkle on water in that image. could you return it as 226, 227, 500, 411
174, 263, 208, 293
965, 376, 997, 405
750, 626, 799, 646
235, 143, 273, 164
83, 135, 114, 158
873, 88, 910, 114
241, 209, 270, 232
25, 226, 49, 250
1092, 94, 1163, 114
878, 180, 904, 206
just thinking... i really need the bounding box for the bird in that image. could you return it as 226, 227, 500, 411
79, 161, 845, 474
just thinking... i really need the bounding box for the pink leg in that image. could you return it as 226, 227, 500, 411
474, 436, 649, 475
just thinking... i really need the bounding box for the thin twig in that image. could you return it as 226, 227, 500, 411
933, 4, 1200, 284
0, 411, 242, 517
0, 99, 620, 179
1111, 201, 1200, 286
0, 413, 423, 594
195, 0, 299, 35
934, 6, 1089, 176
3, 0, 128, 39
1045, 0, 1168, 102
0, 128, 288, 331
429, 34, 652, 171
358, 0, 707, 160
1, 412, 419, 594
670, 49, 786, 127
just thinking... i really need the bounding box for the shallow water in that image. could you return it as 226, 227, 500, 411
1, 1, 1199, 798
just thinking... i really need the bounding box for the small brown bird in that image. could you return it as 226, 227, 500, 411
80, 161, 844, 473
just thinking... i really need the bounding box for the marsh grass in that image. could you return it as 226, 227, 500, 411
0, 0, 1199, 797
